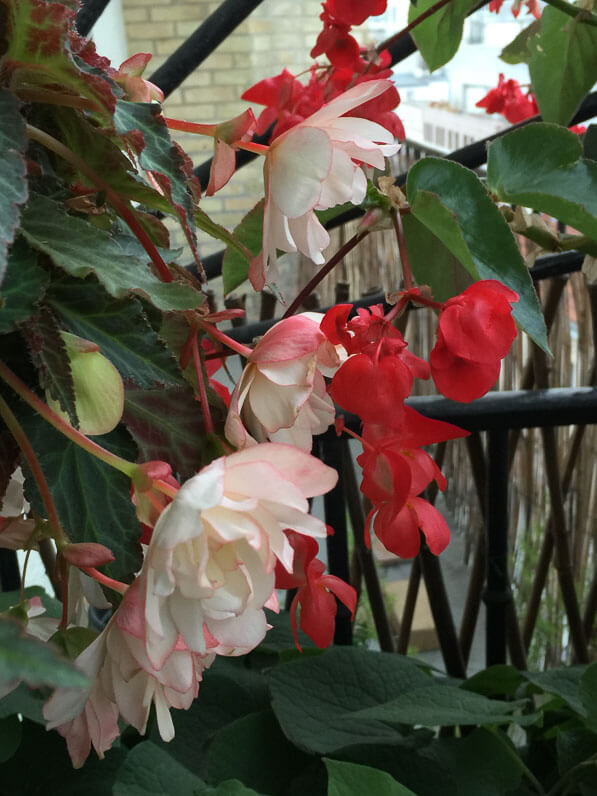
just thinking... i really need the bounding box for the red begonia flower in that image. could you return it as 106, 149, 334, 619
325, 0, 388, 26
375, 496, 450, 558
476, 74, 538, 124
430, 280, 518, 402
275, 530, 356, 650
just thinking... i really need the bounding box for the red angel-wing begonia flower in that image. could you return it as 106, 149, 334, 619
375, 496, 450, 558
430, 280, 518, 402
326, 0, 388, 26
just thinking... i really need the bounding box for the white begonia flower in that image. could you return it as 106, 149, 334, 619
249, 78, 400, 290
141, 443, 338, 669
225, 313, 341, 452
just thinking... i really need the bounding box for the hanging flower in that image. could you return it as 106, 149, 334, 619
225, 313, 340, 451
250, 79, 400, 290
43, 579, 213, 768
430, 280, 519, 402
141, 443, 338, 668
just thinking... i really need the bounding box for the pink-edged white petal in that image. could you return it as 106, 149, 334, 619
269, 126, 332, 218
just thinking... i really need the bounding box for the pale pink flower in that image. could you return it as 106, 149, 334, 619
0, 468, 36, 550
141, 443, 337, 668
250, 79, 400, 290
44, 579, 213, 768
225, 313, 340, 451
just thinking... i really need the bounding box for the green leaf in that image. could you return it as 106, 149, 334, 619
149, 664, 269, 778
0, 240, 49, 334
269, 647, 435, 754
23, 306, 78, 426
408, 0, 478, 71
325, 759, 416, 796
1, 717, 126, 795
406, 158, 548, 351
3, 0, 116, 123
113, 101, 200, 258
0, 90, 28, 286
353, 685, 535, 727
48, 278, 183, 388
196, 207, 254, 265
487, 123, 597, 250
222, 200, 264, 295
462, 664, 524, 697
421, 729, 525, 796
402, 213, 471, 303
500, 20, 540, 65
50, 626, 98, 660
523, 666, 587, 715
200, 782, 265, 796
528, 5, 597, 125
207, 710, 313, 795
579, 664, 597, 732
0, 586, 62, 620
0, 682, 45, 725
20, 194, 203, 311
584, 124, 597, 159
114, 742, 205, 796
22, 416, 142, 583
0, 715, 21, 764
122, 384, 217, 480
0, 617, 89, 691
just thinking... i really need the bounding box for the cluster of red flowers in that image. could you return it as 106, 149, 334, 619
315, 281, 519, 559
477, 73, 587, 134
476, 73, 539, 124
241, 0, 403, 141
488, 0, 540, 19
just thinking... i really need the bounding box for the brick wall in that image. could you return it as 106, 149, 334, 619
121, 0, 338, 259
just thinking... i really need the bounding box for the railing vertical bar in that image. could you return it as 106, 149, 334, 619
319, 430, 352, 645
0, 550, 20, 591
340, 439, 396, 653
75, 0, 111, 36
397, 558, 421, 655
484, 429, 510, 666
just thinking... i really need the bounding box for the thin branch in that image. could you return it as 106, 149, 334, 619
542, 0, 597, 25
282, 230, 369, 319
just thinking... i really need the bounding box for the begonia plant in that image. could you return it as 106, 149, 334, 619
0, 0, 596, 790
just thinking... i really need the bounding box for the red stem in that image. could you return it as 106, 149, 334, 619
282, 231, 369, 319
81, 567, 128, 595
392, 210, 414, 290
191, 330, 215, 435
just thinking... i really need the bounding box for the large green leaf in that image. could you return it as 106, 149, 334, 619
21, 416, 142, 583
421, 729, 525, 796
149, 663, 269, 778
0, 240, 49, 334
20, 194, 203, 311
487, 123, 597, 246
500, 20, 540, 65
113, 101, 201, 261
408, 0, 478, 71
406, 158, 548, 350
0, 90, 28, 286
523, 666, 587, 715
402, 213, 471, 304
528, 5, 597, 125
222, 200, 264, 295
0, 618, 89, 691
353, 685, 536, 727
48, 279, 183, 389
114, 742, 205, 796
3, 0, 116, 123
207, 710, 312, 794
579, 664, 597, 732
23, 306, 77, 426
122, 385, 216, 480
325, 759, 416, 796
269, 647, 435, 755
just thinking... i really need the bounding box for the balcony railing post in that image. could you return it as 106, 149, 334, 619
484, 429, 511, 666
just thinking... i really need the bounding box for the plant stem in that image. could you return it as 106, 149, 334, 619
377, 0, 455, 52
0, 395, 67, 545
25, 124, 174, 284
282, 230, 369, 319
200, 321, 254, 358
151, 479, 179, 499
0, 360, 136, 479
192, 331, 215, 435
81, 566, 129, 595
392, 209, 414, 290
16, 89, 96, 110
541, 0, 597, 26
486, 727, 546, 795
164, 118, 269, 155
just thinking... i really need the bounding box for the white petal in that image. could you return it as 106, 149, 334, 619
269, 126, 332, 218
